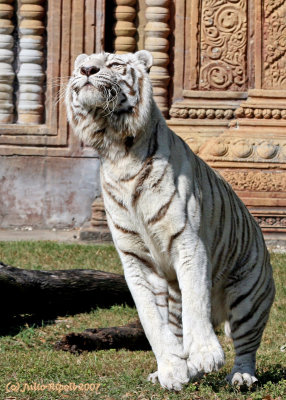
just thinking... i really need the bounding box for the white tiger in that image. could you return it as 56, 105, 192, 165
65, 50, 275, 391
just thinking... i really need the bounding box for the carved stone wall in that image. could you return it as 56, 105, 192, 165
263, 0, 286, 90
168, 0, 286, 239
0, 0, 105, 229
0, 0, 105, 156
82, 0, 286, 241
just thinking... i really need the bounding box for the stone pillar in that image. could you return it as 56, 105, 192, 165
17, 0, 45, 124
114, 0, 136, 54
0, 0, 14, 123
144, 0, 170, 116
79, 196, 112, 242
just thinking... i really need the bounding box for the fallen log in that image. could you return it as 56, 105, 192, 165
55, 320, 150, 353
0, 262, 150, 352
0, 262, 134, 318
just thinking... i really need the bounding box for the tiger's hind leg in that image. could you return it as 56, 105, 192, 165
226, 257, 275, 387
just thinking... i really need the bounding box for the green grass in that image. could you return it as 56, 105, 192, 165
0, 241, 285, 400
0, 241, 120, 273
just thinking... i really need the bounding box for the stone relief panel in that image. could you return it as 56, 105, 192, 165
199, 0, 247, 91
170, 106, 235, 120
263, 0, 286, 89
219, 170, 286, 192
254, 215, 286, 231
185, 137, 286, 163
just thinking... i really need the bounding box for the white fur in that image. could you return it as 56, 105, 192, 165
65, 51, 275, 391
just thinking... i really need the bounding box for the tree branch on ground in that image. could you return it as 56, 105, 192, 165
0, 261, 150, 352
0, 262, 134, 318
55, 320, 150, 353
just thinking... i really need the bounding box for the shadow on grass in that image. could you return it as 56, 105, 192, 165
256, 364, 286, 384
198, 364, 286, 395
0, 314, 57, 336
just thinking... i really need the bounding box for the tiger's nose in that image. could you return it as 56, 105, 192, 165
80, 66, 100, 76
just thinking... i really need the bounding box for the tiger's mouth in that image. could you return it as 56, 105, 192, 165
83, 81, 93, 87
74, 78, 122, 113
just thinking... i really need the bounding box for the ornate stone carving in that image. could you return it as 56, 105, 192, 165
114, 0, 136, 53
145, 0, 170, 116
17, 0, 46, 124
219, 170, 286, 192
235, 107, 286, 119
178, 135, 286, 163
230, 139, 252, 158
263, 0, 286, 89
199, 0, 247, 91
170, 107, 234, 120
0, 0, 14, 123
254, 216, 286, 229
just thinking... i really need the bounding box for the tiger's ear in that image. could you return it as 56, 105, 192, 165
74, 53, 88, 69
135, 50, 153, 73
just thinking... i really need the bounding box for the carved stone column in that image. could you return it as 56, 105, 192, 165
145, 0, 170, 116
114, 0, 136, 54
0, 0, 14, 123
17, 0, 45, 124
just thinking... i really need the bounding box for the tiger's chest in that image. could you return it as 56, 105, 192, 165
102, 167, 182, 278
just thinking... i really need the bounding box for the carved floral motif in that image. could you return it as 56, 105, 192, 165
199, 0, 247, 91
263, 0, 286, 89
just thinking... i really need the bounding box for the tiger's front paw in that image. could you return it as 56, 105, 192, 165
187, 340, 225, 376
152, 355, 190, 391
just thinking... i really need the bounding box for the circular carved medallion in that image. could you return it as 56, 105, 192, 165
257, 142, 277, 159
231, 140, 252, 158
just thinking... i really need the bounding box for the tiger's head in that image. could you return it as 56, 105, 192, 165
65, 51, 154, 155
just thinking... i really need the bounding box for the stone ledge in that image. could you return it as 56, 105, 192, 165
79, 227, 113, 243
